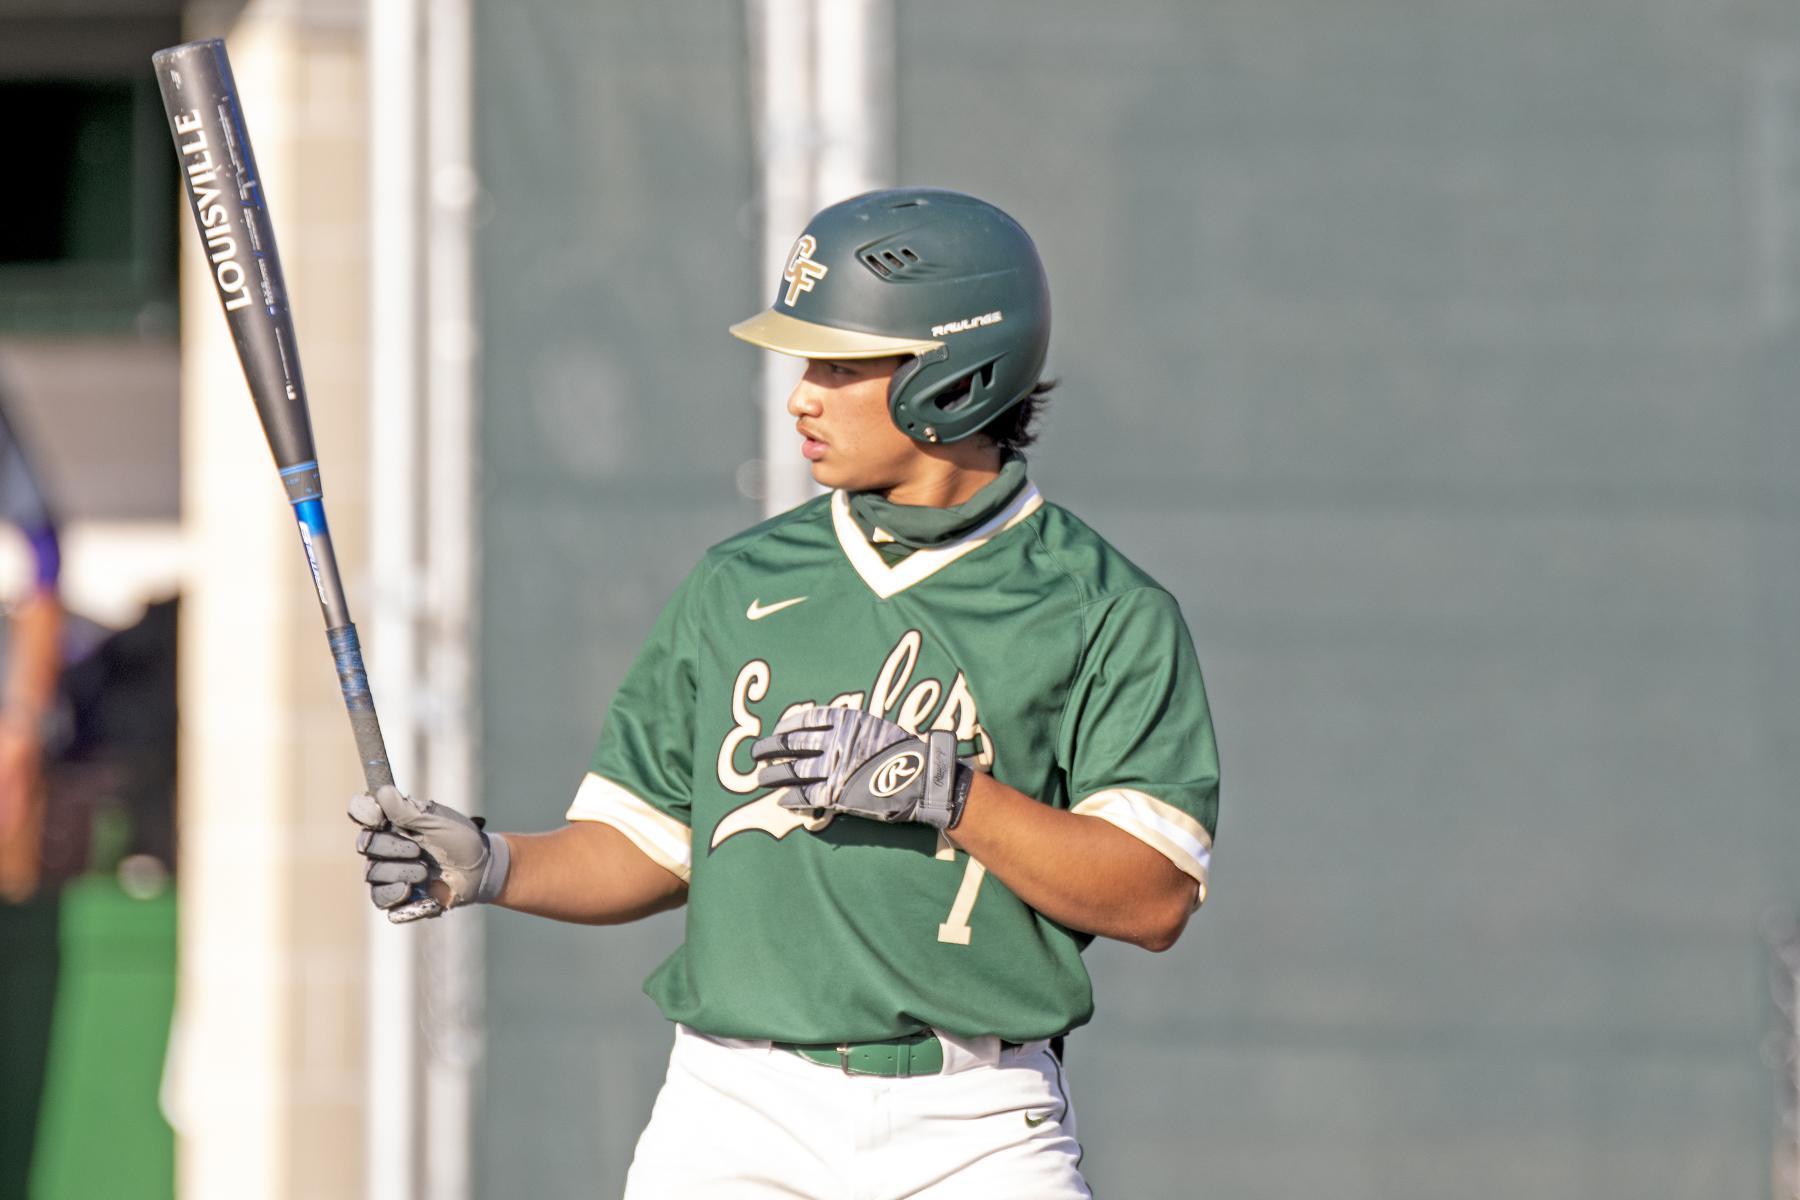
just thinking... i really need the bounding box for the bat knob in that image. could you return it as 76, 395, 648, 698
386, 888, 444, 924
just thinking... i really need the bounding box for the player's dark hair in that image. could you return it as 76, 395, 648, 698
982, 378, 1056, 455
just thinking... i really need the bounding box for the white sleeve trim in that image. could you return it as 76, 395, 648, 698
1071, 787, 1212, 907
566, 773, 693, 882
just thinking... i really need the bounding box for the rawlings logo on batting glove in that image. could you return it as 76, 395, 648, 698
750, 707, 974, 831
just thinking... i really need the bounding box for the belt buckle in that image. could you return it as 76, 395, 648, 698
837, 1042, 852, 1075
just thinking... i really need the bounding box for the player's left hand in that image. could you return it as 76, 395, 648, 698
751, 707, 973, 831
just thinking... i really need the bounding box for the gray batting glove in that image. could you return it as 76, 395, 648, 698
348, 785, 510, 923
750, 707, 974, 831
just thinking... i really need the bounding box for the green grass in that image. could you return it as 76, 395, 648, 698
30, 876, 176, 1200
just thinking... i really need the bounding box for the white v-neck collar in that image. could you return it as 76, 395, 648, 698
831, 484, 1045, 599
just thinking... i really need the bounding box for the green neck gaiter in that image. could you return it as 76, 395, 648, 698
847, 456, 1030, 554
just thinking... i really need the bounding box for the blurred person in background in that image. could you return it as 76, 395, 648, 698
0, 392, 64, 900
0, 380, 64, 1200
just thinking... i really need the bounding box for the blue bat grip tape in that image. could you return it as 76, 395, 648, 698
328, 625, 376, 713
292, 496, 327, 534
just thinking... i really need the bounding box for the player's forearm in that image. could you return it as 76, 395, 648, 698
491, 821, 687, 925
947, 774, 1198, 952
2, 590, 60, 730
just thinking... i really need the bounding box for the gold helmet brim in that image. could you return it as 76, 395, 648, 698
728, 309, 943, 360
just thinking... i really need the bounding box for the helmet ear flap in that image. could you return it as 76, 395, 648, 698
891, 351, 1012, 443
887, 347, 948, 440
962, 359, 1002, 414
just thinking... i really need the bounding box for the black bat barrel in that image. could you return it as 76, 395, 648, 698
152, 38, 318, 474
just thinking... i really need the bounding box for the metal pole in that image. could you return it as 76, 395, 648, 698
365, 0, 426, 1192
749, 0, 817, 517
813, 0, 893, 203
423, 0, 484, 1194
748, 0, 894, 519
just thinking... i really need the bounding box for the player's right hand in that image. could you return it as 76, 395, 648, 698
348, 785, 510, 922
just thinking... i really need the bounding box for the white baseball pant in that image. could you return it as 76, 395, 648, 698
623, 1024, 1091, 1199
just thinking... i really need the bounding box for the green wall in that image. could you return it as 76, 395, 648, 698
476, 4, 1800, 1196
474, 6, 756, 1195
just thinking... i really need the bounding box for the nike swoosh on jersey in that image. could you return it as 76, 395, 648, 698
746, 596, 808, 620
1024, 1111, 1052, 1128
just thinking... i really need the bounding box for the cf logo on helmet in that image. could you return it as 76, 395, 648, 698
870, 751, 924, 798
782, 235, 829, 306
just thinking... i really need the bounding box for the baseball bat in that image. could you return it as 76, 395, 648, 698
153, 38, 440, 921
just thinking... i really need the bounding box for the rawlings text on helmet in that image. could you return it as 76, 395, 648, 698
931, 311, 1004, 337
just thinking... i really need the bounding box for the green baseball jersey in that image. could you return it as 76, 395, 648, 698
568, 483, 1218, 1044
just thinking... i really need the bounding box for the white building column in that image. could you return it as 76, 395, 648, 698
173, 4, 375, 1198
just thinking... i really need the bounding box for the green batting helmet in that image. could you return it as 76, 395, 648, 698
730, 188, 1051, 444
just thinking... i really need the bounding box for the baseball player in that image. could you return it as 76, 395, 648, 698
353, 188, 1219, 1197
